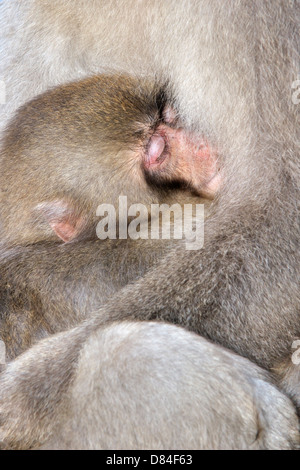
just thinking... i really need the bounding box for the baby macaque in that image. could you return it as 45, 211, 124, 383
0, 74, 218, 358
0, 74, 220, 247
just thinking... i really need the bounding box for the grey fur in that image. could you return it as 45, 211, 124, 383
0, 322, 299, 450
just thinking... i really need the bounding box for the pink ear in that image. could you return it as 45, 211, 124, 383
49, 219, 80, 242
35, 200, 84, 242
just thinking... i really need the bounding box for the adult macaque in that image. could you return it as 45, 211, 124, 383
0, 0, 299, 450
0, 73, 214, 359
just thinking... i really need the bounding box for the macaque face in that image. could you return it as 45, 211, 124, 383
144, 122, 221, 199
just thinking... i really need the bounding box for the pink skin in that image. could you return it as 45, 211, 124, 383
145, 124, 222, 199
49, 219, 82, 243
